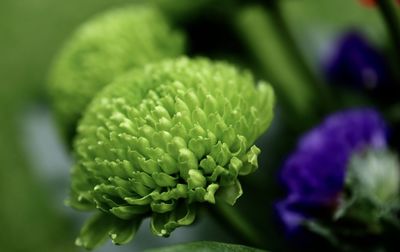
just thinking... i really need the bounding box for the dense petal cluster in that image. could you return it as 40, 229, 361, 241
277, 109, 388, 236
68, 57, 275, 249
48, 5, 185, 139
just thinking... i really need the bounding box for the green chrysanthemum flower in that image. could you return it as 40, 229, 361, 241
68, 57, 275, 249
48, 5, 185, 140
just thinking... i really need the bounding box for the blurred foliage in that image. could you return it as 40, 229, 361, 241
0, 0, 393, 251
0, 1, 132, 251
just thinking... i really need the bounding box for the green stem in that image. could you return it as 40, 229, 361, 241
269, 1, 334, 114
235, 4, 324, 128
377, 0, 400, 65
268, 1, 321, 91
210, 202, 265, 249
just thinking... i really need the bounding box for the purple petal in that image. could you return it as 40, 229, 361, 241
325, 31, 392, 90
277, 108, 388, 235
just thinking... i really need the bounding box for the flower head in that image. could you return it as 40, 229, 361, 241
325, 32, 393, 91
68, 57, 275, 249
347, 149, 400, 206
277, 109, 389, 239
48, 5, 185, 139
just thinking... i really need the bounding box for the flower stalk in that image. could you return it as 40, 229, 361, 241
235, 4, 330, 129
210, 202, 266, 249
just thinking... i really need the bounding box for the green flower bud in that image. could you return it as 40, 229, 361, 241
48, 5, 185, 140
68, 57, 275, 249
347, 149, 400, 206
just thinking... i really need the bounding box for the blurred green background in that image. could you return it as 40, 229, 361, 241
0, 1, 132, 251
0, 0, 387, 251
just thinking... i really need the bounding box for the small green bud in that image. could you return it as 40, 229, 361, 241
347, 149, 400, 206
188, 169, 207, 189
48, 5, 185, 140
68, 57, 275, 249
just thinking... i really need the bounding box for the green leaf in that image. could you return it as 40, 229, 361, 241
145, 241, 267, 252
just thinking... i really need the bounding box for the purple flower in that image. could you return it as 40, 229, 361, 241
325, 32, 393, 90
276, 108, 388, 239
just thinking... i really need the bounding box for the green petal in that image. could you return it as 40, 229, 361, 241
217, 180, 243, 206
152, 172, 177, 187
76, 212, 143, 249
110, 205, 149, 220
124, 194, 153, 205
109, 218, 142, 245
65, 191, 95, 211
199, 155, 217, 174
131, 172, 157, 189
158, 153, 179, 174
150, 184, 188, 201
204, 183, 219, 204
187, 169, 206, 189
151, 200, 177, 213
178, 148, 198, 179
239, 146, 260, 176
75, 213, 111, 249
150, 204, 196, 237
